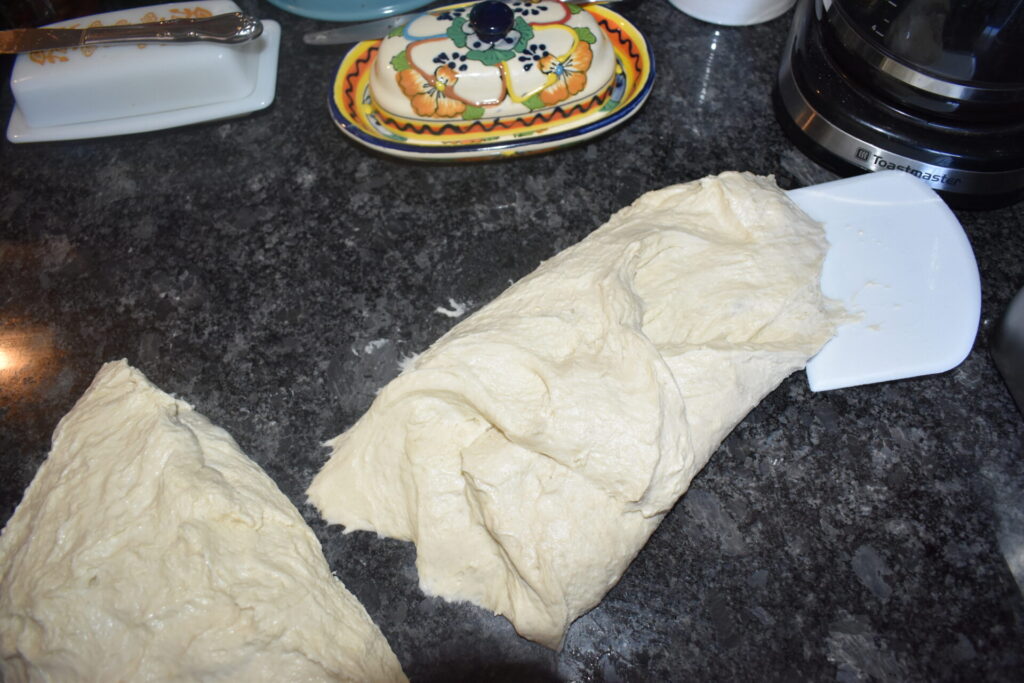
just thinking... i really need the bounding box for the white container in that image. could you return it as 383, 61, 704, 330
9, 1, 267, 129
668, 0, 796, 26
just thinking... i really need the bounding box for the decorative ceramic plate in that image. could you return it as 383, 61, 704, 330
328, 3, 654, 161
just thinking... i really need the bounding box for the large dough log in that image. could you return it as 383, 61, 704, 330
309, 172, 839, 648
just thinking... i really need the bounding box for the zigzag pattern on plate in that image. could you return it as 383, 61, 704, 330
598, 16, 643, 74
342, 45, 377, 114
373, 81, 616, 137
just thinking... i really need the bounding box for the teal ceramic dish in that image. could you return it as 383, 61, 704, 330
265, 0, 434, 22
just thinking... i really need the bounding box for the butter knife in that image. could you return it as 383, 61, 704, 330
0, 12, 262, 54
303, 0, 620, 46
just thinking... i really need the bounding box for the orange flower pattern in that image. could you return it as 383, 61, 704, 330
397, 65, 467, 118
537, 41, 592, 107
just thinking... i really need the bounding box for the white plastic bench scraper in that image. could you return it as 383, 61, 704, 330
786, 171, 981, 392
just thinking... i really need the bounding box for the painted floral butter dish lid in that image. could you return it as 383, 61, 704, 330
370, 0, 617, 123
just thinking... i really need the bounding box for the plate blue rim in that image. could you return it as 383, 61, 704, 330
265, 0, 434, 22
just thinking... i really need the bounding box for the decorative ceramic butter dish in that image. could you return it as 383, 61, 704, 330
330, 0, 653, 161
6, 1, 280, 143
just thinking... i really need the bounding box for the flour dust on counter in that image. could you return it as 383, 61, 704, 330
308, 172, 843, 649
0, 361, 406, 683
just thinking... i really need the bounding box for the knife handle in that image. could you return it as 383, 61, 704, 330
80, 12, 263, 46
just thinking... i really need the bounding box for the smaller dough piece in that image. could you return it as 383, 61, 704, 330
309, 172, 840, 649
0, 360, 406, 683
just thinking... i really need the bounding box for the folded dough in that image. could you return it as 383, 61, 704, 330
308, 172, 840, 648
0, 360, 406, 683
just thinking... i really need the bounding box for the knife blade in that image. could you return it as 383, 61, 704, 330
0, 12, 262, 54
303, 0, 619, 46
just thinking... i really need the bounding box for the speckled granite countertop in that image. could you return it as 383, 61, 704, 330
1, 1, 1023, 680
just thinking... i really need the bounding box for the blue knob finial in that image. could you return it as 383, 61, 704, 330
469, 1, 515, 43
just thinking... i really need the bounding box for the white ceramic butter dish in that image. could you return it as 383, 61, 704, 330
6, 1, 280, 143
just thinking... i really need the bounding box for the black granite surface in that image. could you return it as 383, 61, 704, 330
2, 1, 1024, 681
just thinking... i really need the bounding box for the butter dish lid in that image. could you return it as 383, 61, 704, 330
370, 0, 618, 123
6, 1, 281, 143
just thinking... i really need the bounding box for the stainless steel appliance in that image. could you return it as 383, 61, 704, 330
774, 0, 1024, 208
